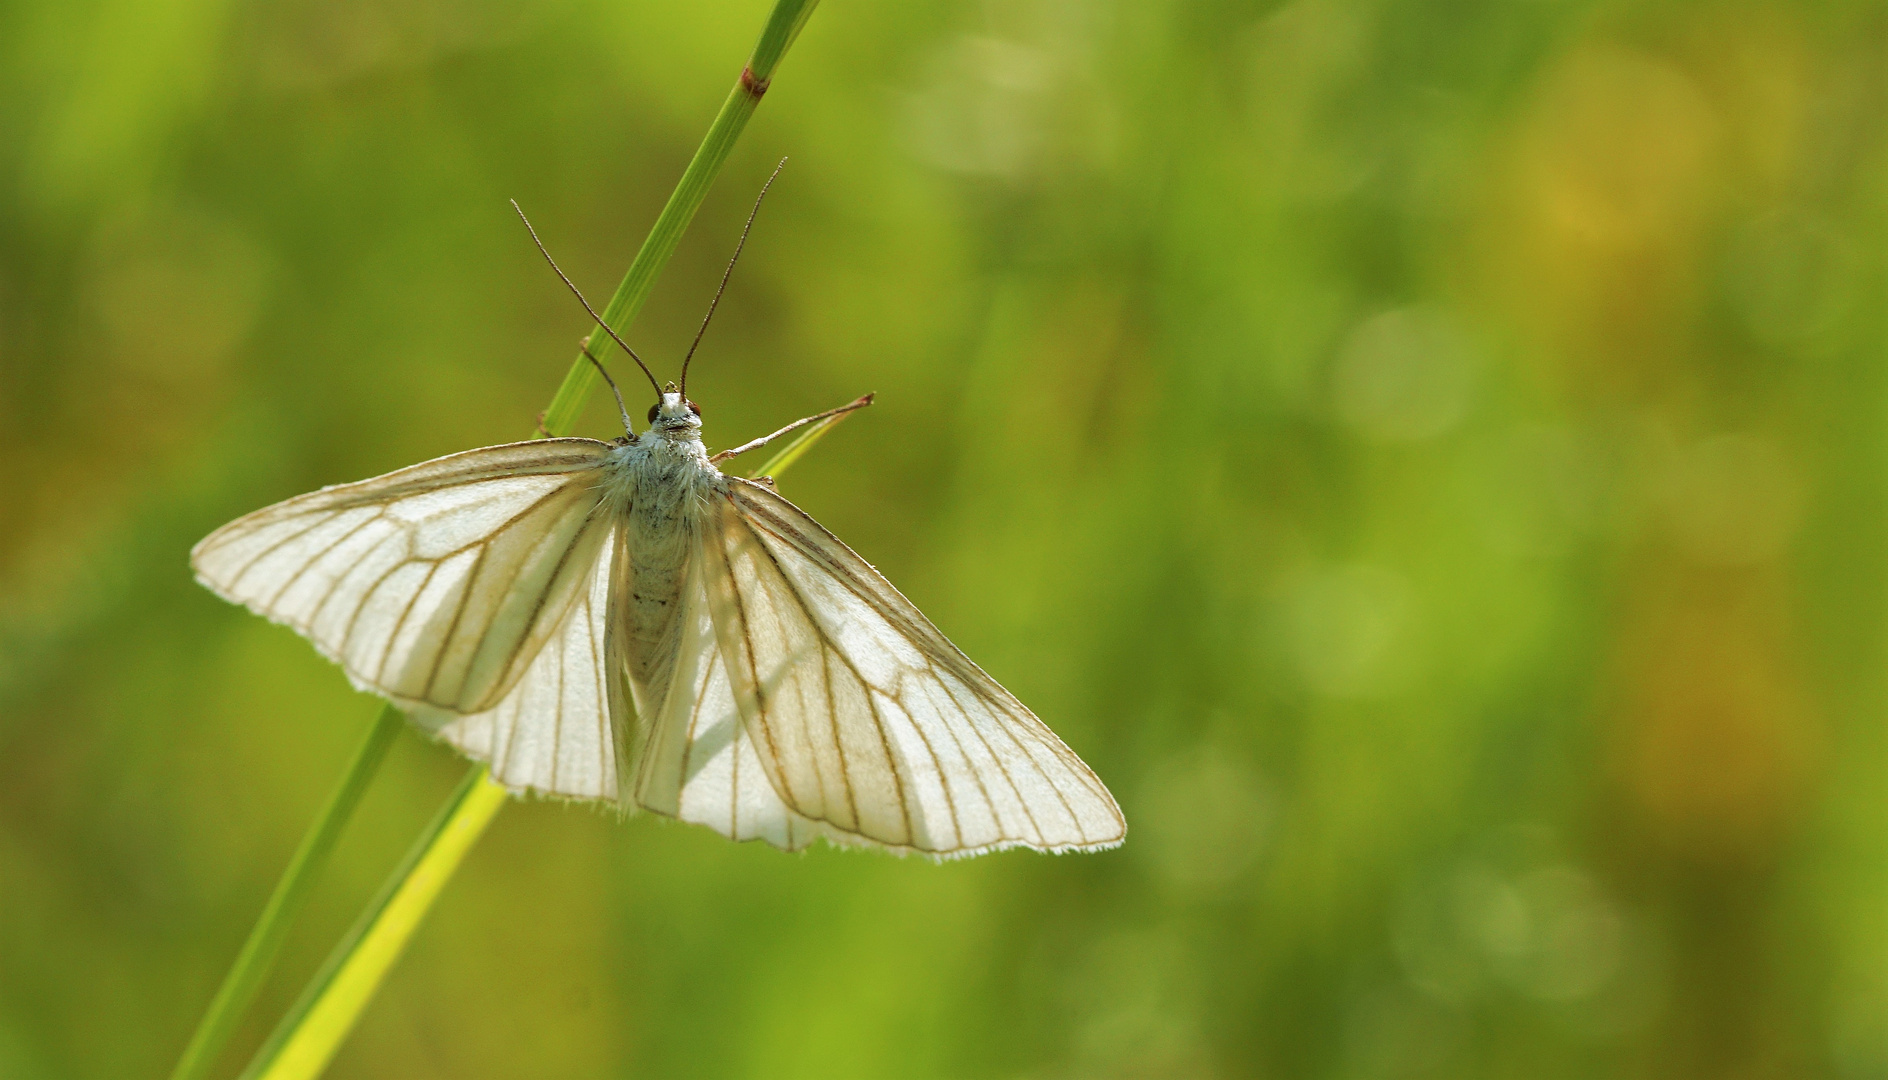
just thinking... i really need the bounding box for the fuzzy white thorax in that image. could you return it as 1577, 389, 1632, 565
600, 393, 715, 506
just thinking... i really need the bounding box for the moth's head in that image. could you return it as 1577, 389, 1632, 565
647, 385, 701, 433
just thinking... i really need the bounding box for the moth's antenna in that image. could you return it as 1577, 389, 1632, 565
511, 199, 663, 398
679, 157, 786, 399
582, 345, 636, 433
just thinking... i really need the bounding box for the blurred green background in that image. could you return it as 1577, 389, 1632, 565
1, 0, 1882, 1077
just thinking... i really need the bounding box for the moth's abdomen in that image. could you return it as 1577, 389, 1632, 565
619, 553, 688, 686
609, 463, 713, 713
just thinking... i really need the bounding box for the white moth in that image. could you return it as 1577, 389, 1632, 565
190, 379, 1124, 858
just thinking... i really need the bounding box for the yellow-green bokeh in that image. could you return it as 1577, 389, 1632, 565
0, 1, 1881, 1078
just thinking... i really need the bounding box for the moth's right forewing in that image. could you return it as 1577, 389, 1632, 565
702, 480, 1126, 857
191, 438, 616, 714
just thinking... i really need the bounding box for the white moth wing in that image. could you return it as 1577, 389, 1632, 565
191, 439, 616, 715
629, 544, 829, 850
425, 532, 619, 801
689, 478, 1125, 857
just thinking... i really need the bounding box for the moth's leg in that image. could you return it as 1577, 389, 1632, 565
709, 393, 874, 464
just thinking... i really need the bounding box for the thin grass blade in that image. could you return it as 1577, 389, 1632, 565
167, 704, 404, 1080
240, 770, 510, 1080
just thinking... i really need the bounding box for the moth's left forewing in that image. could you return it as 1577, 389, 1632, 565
700, 478, 1125, 857
190, 438, 617, 716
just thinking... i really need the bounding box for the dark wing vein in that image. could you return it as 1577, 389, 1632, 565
821, 646, 861, 831
373, 560, 442, 685
932, 672, 1042, 841
273, 510, 386, 621
725, 503, 919, 845
421, 544, 487, 699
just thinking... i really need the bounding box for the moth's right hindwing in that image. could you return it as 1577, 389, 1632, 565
625, 531, 828, 849
191, 439, 616, 715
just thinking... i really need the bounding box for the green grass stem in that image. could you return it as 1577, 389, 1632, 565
238, 768, 511, 1080
216, 3, 822, 1076
167, 704, 403, 1080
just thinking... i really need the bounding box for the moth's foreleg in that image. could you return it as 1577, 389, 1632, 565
709, 392, 874, 464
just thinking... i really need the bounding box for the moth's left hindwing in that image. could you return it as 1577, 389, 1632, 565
191, 439, 616, 715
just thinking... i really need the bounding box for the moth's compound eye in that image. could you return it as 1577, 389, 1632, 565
686, 400, 701, 417
646, 403, 660, 424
